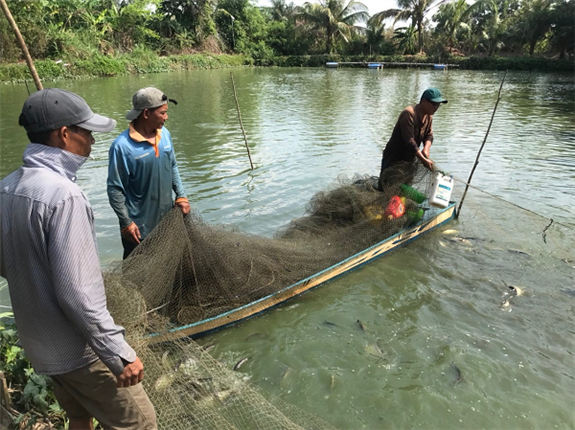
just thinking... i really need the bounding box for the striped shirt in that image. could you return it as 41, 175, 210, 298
0, 143, 135, 376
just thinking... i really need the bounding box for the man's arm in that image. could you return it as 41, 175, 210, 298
415, 147, 434, 170
48, 195, 138, 378
170, 142, 190, 215
107, 144, 141, 243
420, 116, 434, 170
398, 108, 434, 170
398, 107, 421, 155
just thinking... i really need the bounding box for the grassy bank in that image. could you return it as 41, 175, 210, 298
1, 52, 573, 84
0, 51, 251, 84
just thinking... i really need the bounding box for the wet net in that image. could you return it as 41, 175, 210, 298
103, 162, 439, 430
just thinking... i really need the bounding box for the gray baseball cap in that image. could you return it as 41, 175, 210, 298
125, 87, 178, 121
19, 88, 117, 133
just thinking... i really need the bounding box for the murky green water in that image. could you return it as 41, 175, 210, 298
1, 68, 574, 429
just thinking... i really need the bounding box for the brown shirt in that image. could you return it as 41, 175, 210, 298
382, 104, 434, 165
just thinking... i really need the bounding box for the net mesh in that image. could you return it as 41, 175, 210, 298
449, 176, 573, 291
103, 163, 437, 430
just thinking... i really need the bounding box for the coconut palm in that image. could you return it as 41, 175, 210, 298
366, 16, 387, 54
298, 0, 369, 54
269, 0, 298, 21
467, 0, 512, 56
371, 0, 443, 53
515, 0, 554, 55
432, 0, 472, 51
393, 25, 417, 54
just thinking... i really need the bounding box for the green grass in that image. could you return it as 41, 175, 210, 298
0, 52, 251, 84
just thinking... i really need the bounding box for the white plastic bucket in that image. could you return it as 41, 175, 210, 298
429, 173, 454, 208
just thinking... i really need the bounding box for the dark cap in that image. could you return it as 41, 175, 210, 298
125, 87, 178, 121
421, 87, 448, 104
19, 88, 116, 133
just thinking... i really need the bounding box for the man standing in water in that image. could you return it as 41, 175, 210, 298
0, 88, 157, 430
107, 87, 190, 259
378, 87, 447, 190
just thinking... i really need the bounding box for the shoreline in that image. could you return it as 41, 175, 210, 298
1, 53, 573, 84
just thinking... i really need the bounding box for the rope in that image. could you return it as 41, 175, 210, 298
451, 175, 574, 231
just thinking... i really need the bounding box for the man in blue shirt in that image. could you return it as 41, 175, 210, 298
0, 88, 156, 430
107, 87, 190, 259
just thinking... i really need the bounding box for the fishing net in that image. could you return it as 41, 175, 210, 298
103, 162, 439, 430
448, 176, 574, 302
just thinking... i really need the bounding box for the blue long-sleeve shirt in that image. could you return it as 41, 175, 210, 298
107, 125, 187, 239
0, 144, 135, 376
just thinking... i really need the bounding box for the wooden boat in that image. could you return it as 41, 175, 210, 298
149, 202, 457, 344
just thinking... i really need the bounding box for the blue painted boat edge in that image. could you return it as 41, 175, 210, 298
147, 202, 456, 340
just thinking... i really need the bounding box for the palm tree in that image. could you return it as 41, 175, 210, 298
394, 25, 417, 54
270, 0, 298, 21
371, 0, 443, 53
516, 0, 554, 55
432, 0, 472, 51
298, 0, 369, 54
467, 0, 511, 56
366, 16, 387, 54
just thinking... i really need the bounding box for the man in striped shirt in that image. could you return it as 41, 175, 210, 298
0, 89, 156, 430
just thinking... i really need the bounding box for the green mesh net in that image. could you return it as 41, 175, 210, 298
103, 163, 442, 430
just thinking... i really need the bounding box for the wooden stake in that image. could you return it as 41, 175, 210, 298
456, 70, 507, 218
230, 72, 254, 170
0, 0, 43, 91
0, 371, 11, 411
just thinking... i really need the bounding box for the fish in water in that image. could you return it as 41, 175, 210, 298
245, 332, 268, 342
442, 229, 458, 235
445, 237, 473, 246
501, 282, 524, 306
357, 319, 367, 331
201, 344, 215, 354
507, 248, 531, 256
233, 357, 250, 371
324, 320, 338, 327
450, 362, 464, 384
280, 367, 294, 386
365, 343, 387, 359
154, 372, 177, 392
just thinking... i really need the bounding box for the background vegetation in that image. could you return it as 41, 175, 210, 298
1, 0, 573, 80
1, 312, 68, 429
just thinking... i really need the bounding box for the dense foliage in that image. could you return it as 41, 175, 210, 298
0, 312, 67, 429
1, 0, 573, 66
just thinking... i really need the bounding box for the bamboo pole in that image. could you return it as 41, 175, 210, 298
456, 70, 508, 218
0, 0, 42, 91
230, 72, 254, 170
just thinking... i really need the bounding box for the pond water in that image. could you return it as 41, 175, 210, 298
1, 67, 574, 429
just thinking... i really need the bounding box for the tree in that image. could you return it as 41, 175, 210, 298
432, 0, 472, 51
372, 0, 443, 53
216, 0, 273, 61
467, 0, 514, 55
513, 0, 554, 55
548, 0, 575, 58
158, 0, 216, 43
365, 16, 393, 55
298, 0, 369, 54
269, 0, 299, 21
393, 25, 417, 54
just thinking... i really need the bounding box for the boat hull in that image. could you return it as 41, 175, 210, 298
148, 203, 456, 343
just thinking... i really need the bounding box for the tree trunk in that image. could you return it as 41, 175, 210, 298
417, 20, 423, 53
